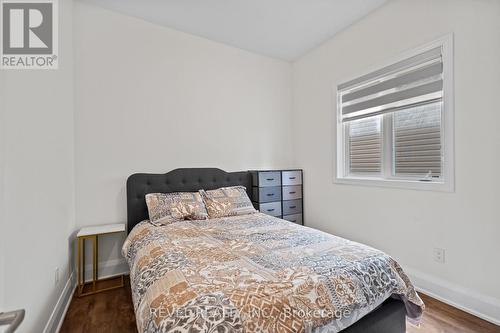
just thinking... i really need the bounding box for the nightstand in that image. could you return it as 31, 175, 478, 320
76, 223, 126, 297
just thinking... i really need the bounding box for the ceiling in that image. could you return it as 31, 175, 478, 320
79, 0, 387, 61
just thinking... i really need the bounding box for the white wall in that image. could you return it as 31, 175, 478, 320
2, 0, 499, 330
0, 51, 5, 313
74, 2, 294, 273
0, 0, 75, 332
292, 0, 500, 323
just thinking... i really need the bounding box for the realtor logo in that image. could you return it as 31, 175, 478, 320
1, 0, 58, 69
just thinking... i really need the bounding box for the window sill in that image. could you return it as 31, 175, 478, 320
334, 176, 454, 192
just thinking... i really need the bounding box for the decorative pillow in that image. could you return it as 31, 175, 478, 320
200, 186, 257, 218
145, 192, 208, 226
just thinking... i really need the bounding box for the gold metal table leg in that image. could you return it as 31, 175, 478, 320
95, 235, 99, 285
82, 237, 85, 294
77, 237, 81, 294
77, 236, 88, 296
77, 233, 124, 297
93, 235, 97, 291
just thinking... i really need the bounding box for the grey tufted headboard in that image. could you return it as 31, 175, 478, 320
126, 168, 252, 232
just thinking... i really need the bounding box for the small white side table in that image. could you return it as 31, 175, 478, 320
77, 223, 126, 297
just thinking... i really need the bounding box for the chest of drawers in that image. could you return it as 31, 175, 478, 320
249, 169, 303, 225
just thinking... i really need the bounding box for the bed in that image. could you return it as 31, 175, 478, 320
124, 168, 423, 333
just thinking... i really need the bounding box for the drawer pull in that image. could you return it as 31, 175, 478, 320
266, 193, 275, 196
289, 206, 296, 209
266, 178, 275, 181
289, 191, 296, 194
289, 177, 296, 180
267, 208, 275, 212
291, 220, 296, 223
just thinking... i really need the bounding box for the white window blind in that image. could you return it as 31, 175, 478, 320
394, 102, 442, 177
348, 116, 382, 174
339, 46, 443, 123
336, 37, 453, 190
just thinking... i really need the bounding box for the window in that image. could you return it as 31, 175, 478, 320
336, 36, 454, 191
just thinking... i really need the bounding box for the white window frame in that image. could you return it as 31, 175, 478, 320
334, 34, 454, 192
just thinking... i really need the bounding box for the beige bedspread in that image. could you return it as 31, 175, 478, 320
122, 213, 423, 333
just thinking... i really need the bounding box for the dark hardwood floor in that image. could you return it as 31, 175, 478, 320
60, 276, 500, 333
60, 277, 136, 333
407, 293, 500, 333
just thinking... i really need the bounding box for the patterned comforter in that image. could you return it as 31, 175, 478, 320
122, 213, 423, 333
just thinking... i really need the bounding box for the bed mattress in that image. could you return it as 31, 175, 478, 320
122, 213, 423, 333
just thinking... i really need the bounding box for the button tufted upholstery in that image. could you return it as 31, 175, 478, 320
126, 168, 252, 232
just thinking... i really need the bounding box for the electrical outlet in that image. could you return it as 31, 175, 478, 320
55, 267, 60, 284
433, 248, 445, 264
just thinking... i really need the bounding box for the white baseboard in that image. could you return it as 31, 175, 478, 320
42, 271, 76, 333
40, 258, 130, 333
405, 266, 500, 326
